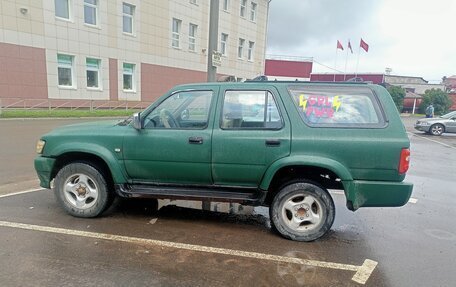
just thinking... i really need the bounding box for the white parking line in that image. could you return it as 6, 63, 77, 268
408, 197, 418, 204
0, 220, 377, 284
0, 188, 45, 198
408, 132, 456, 150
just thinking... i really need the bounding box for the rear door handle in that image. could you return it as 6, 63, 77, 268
265, 139, 281, 146
188, 136, 203, 144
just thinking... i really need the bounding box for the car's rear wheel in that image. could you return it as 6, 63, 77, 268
54, 162, 113, 217
430, 123, 444, 136
270, 181, 335, 242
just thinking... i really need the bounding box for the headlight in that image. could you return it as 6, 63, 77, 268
36, 140, 46, 154
421, 122, 431, 126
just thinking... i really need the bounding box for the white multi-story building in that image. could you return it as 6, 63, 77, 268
0, 0, 270, 104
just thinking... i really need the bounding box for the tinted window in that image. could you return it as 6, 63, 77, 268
288, 86, 384, 127
221, 90, 282, 129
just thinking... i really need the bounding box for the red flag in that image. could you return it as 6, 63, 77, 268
348, 40, 353, 54
360, 38, 369, 52
337, 40, 344, 50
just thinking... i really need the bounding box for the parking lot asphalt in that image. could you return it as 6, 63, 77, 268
0, 117, 455, 286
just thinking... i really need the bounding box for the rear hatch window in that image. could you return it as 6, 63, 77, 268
288, 85, 386, 128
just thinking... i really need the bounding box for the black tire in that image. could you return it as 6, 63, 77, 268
430, 124, 444, 136
270, 181, 335, 242
54, 162, 113, 218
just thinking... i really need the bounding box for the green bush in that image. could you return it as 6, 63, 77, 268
419, 89, 451, 115
387, 86, 406, 112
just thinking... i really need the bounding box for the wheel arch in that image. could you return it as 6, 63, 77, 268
49, 146, 127, 188
260, 156, 352, 205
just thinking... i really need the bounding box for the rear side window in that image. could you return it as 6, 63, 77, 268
221, 90, 283, 129
288, 86, 385, 128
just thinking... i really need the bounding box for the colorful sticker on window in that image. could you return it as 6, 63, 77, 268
299, 94, 341, 118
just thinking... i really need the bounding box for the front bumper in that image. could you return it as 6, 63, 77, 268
34, 156, 56, 189
343, 180, 413, 211
414, 122, 431, 132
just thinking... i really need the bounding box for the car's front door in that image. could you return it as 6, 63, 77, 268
123, 89, 217, 184
211, 88, 291, 187
446, 117, 456, 133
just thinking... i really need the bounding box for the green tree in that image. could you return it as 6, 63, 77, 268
419, 89, 451, 115
387, 86, 406, 112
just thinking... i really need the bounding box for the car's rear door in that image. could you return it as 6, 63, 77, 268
211, 86, 291, 187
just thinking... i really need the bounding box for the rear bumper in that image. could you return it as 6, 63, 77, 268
34, 156, 56, 189
343, 180, 413, 211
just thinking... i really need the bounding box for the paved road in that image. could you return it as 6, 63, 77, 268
0, 117, 455, 286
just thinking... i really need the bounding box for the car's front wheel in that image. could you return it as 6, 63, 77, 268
270, 181, 335, 242
430, 123, 444, 136
54, 162, 113, 217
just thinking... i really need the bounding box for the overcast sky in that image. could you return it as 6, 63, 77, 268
266, 0, 456, 83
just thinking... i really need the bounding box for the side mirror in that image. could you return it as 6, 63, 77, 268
133, 112, 142, 130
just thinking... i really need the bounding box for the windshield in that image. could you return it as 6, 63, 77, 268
440, 111, 456, 119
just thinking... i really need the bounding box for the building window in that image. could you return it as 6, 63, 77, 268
248, 41, 254, 61
250, 2, 257, 21
122, 3, 135, 34
238, 38, 245, 59
240, 0, 246, 17
189, 24, 197, 52
57, 54, 74, 87
220, 33, 228, 56
84, 0, 98, 25
55, 0, 70, 19
222, 0, 230, 11
123, 63, 135, 91
172, 18, 182, 48
86, 58, 101, 89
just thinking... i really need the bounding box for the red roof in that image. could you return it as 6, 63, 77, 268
265, 59, 313, 78
310, 73, 384, 84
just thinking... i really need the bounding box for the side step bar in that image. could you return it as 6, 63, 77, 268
114, 183, 267, 206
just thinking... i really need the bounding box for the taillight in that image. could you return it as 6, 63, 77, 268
398, 148, 410, 174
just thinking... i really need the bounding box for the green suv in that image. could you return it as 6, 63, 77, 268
35, 82, 413, 241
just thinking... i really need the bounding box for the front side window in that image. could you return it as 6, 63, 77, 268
238, 38, 245, 59
122, 3, 135, 34
288, 86, 384, 127
84, 0, 98, 25
189, 24, 197, 51
220, 33, 228, 55
221, 90, 282, 129
240, 0, 246, 17
250, 2, 257, 21
86, 58, 100, 88
123, 63, 135, 91
248, 41, 254, 61
172, 18, 182, 48
57, 54, 74, 87
144, 91, 213, 129
55, 0, 70, 19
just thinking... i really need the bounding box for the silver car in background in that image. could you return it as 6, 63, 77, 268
414, 111, 456, 136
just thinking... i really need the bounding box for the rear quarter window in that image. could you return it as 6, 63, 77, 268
287, 85, 386, 128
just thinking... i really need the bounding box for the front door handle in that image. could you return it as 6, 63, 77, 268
265, 139, 281, 146
188, 136, 203, 144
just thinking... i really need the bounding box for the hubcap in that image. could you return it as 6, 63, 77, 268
432, 125, 443, 135
281, 194, 323, 232
63, 173, 98, 210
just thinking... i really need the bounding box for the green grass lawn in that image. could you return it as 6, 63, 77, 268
0, 109, 140, 118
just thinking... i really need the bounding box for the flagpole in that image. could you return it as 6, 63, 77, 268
344, 40, 349, 81
334, 47, 338, 82
355, 40, 361, 78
